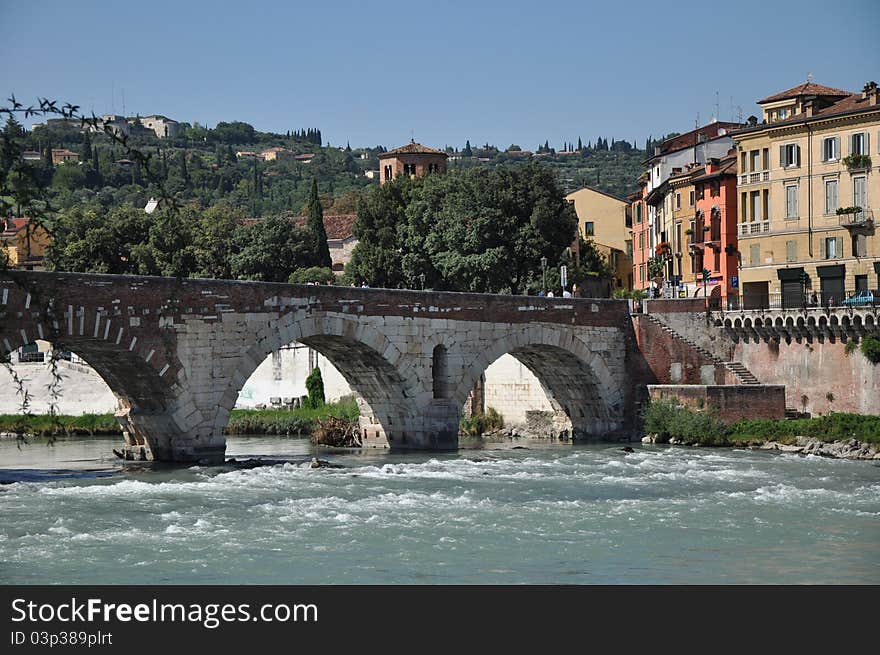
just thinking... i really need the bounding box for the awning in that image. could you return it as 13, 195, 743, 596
777, 267, 804, 282
816, 264, 845, 279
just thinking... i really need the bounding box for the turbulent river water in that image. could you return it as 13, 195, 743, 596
1, 435, 878, 584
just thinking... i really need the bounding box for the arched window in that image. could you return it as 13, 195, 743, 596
432, 345, 449, 399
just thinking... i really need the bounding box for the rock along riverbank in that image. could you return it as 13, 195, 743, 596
641, 434, 880, 460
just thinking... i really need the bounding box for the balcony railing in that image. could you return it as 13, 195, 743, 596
739, 171, 771, 186
838, 208, 874, 228
724, 291, 879, 312
739, 221, 771, 236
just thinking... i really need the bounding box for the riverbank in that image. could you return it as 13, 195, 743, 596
0, 399, 360, 438
642, 402, 880, 460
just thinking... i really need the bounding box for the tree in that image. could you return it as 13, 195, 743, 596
289, 266, 335, 285
229, 214, 312, 282
306, 178, 332, 268
462, 140, 473, 157
305, 367, 325, 408
348, 163, 577, 294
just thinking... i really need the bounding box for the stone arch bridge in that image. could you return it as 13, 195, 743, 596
0, 272, 646, 464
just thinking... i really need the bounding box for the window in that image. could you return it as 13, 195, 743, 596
635, 204, 642, 224
750, 150, 760, 172
639, 232, 644, 250
675, 193, 681, 210
850, 132, 868, 156
785, 184, 798, 219
585, 221, 595, 236
741, 192, 748, 222
762, 148, 770, 170
749, 244, 760, 266
823, 236, 843, 259
824, 179, 838, 214
688, 190, 695, 207
853, 176, 867, 216
403, 163, 417, 176
780, 143, 800, 168
778, 107, 789, 119
384, 165, 393, 181
750, 191, 761, 221
639, 264, 644, 282
852, 234, 867, 258
822, 136, 839, 162
786, 240, 797, 262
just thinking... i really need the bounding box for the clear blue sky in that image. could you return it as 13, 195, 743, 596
2, 0, 878, 151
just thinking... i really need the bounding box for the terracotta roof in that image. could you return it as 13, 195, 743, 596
757, 82, 851, 104
1, 217, 32, 237
690, 155, 737, 183
379, 142, 448, 158
735, 91, 880, 133
654, 122, 741, 158
242, 214, 357, 240
565, 185, 628, 204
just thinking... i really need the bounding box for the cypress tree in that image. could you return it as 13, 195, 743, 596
577, 137, 583, 151
307, 178, 331, 268
82, 131, 92, 159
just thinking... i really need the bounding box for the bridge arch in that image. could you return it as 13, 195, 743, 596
455, 327, 625, 439
218, 312, 421, 448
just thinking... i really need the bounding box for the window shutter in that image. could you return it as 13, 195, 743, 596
866, 133, 871, 155
794, 145, 800, 167
779, 145, 786, 168
834, 137, 839, 159
837, 237, 844, 258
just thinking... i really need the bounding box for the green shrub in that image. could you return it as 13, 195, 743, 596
288, 266, 336, 285
460, 407, 504, 436
860, 336, 880, 364
305, 367, 325, 408
844, 340, 858, 356
643, 399, 730, 445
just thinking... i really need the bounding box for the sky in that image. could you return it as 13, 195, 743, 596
1, 0, 878, 151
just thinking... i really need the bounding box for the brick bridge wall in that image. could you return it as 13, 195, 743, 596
0, 271, 646, 463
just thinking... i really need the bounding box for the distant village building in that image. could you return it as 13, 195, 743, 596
136, 115, 180, 139
294, 153, 315, 164
260, 147, 294, 162
1, 217, 51, 270
236, 150, 260, 159
378, 141, 448, 185
21, 151, 41, 162
51, 149, 79, 165
91, 114, 131, 138
144, 198, 160, 214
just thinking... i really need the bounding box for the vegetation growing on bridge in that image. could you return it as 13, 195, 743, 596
643, 400, 880, 446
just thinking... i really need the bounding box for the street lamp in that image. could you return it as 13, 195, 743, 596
541, 256, 547, 293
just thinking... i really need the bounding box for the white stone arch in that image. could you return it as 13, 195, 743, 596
454, 325, 625, 437
215, 311, 421, 439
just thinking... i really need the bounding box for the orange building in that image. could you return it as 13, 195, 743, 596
1, 217, 52, 270
688, 153, 739, 306
51, 149, 79, 165
378, 141, 448, 184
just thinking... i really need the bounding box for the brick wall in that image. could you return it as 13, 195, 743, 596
648, 384, 786, 421
632, 314, 726, 384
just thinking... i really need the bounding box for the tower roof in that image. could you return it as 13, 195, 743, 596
757, 82, 851, 104
379, 141, 448, 158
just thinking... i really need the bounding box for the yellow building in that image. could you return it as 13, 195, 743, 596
734, 80, 880, 308
668, 167, 700, 291
565, 186, 632, 289
1, 218, 51, 270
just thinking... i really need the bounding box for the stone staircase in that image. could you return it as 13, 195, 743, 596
642, 314, 760, 385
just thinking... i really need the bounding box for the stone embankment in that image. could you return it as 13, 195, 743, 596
641, 434, 880, 460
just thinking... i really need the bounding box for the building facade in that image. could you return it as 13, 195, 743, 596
565, 186, 632, 290
378, 141, 448, 184
733, 81, 880, 308
633, 121, 740, 296
1, 217, 51, 270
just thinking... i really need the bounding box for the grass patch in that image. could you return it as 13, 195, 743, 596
226, 398, 359, 435
643, 400, 880, 446
0, 413, 119, 436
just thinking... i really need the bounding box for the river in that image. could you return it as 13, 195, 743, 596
1, 435, 877, 584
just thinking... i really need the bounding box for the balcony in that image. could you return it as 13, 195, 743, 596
739, 170, 771, 186
837, 207, 874, 228
739, 221, 771, 236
